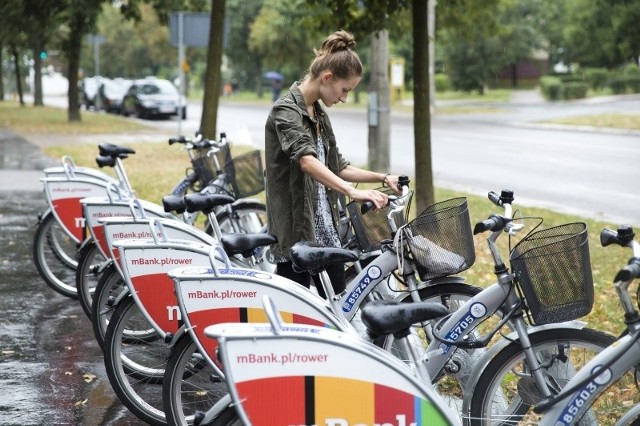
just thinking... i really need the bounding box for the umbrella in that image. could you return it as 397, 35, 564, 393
264, 71, 284, 82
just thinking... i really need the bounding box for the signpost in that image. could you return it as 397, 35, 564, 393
169, 12, 210, 136
88, 34, 105, 110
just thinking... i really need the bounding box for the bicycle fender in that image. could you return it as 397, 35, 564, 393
460, 320, 588, 415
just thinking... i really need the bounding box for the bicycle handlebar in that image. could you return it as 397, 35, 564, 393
360, 175, 410, 214
473, 190, 518, 235
615, 259, 640, 282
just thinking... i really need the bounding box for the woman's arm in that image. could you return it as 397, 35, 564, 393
339, 165, 402, 195
299, 155, 389, 209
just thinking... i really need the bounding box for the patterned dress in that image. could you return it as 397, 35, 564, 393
314, 135, 341, 249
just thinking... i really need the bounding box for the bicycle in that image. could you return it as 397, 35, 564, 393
74, 133, 268, 317
100, 214, 276, 426
442, 192, 617, 424
512, 225, 639, 426
202, 294, 460, 426
33, 142, 198, 298
162, 184, 491, 425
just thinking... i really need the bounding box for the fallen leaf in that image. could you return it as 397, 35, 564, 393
64, 371, 73, 376
74, 399, 88, 407
83, 374, 96, 383
1, 350, 15, 355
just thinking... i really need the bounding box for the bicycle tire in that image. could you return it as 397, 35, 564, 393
214, 202, 267, 235
75, 240, 109, 318
162, 334, 228, 426
32, 210, 80, 298
103, 296, 168, 426
616, 402, 640, 426
90, 263, 126, 351
467, 327, 616, 425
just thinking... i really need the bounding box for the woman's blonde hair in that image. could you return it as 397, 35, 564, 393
307, 30, 363, 80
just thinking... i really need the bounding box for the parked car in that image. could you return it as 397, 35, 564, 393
120, 77, 186, 119
97, 78, 132, 114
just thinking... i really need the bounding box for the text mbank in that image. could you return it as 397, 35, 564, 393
290, 415, 417, 426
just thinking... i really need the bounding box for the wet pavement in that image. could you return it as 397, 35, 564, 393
0, 131, 144, 425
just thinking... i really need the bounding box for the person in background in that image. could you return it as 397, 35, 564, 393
271, 78, 282, 102
264, 30, 402, 298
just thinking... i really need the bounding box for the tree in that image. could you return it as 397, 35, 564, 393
57, 0, 106, 122
412, 0, 433, 209
563, 0, 640, 68
199, 0, 225, 139
225, 0, 265, 95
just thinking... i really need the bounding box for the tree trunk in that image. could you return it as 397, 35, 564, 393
367, 30, 390, 173
200, 0, 226, 139
33, 45, 44, 106
0, 46, 4, 101
412, 0, 434, 211
12, 46, 25, 106
66, 12, 84, 122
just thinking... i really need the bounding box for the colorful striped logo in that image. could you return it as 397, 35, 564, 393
235, 376, 450, 426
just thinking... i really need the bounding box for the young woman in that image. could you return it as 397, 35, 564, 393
265, 30, 402, 296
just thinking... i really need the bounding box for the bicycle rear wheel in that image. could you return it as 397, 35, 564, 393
32, 210, 79, 298
162, 334, 228, 426
467, 327, 616, 425
103, 296, 167, 425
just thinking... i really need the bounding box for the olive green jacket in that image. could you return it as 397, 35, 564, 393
265, 83, 349, 260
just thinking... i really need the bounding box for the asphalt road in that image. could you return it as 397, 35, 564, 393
31, 92, 640, 226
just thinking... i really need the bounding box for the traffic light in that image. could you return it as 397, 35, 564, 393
39, 51, 47, 60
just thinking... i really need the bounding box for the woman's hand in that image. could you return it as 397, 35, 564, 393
347, 187, 388, 210
382, 174, 403, 196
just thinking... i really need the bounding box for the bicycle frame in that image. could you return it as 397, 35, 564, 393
203, 296, 460, 426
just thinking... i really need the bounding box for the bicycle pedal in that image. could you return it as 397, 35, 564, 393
164, 333, 174, 344
517, 376, 543, 405
107, 296, 116, 306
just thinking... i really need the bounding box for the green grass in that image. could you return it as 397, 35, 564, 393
544, 112, 640, 130
41, 141, 634, 338
0, 101, 149, 134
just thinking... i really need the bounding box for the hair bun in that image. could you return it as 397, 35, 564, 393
321, 30, 356, 54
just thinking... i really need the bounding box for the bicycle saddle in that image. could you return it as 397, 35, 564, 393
220, 233, 277, 258
361, 299, 449, 339
162, 195, 186, 214
98, 143, 136, 157
290, 241, 359, 275
184, 193, 235, 214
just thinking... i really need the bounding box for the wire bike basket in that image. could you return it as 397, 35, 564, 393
346, 187, 409, 253
224, 150, 265, 199
192, 143, 232, 187
510, 222, 594, 325
400, 197, 475, 281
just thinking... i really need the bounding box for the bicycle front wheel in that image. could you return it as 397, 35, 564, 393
91, 263, 127, 351
32, 210, 79, 298
467, 327, 615, 425
75, 240, 109, 318
103, 296, 167, 425
163, 334, 228, 426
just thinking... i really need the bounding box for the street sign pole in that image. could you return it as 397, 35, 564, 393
177, 12, 184, 137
